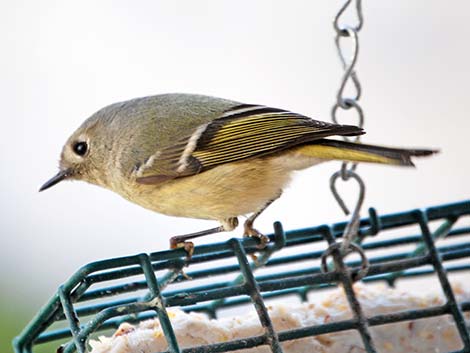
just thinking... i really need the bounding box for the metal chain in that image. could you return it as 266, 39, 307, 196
329, 0, 366, 256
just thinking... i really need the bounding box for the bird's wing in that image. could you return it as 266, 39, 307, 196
135, 104, 363, 184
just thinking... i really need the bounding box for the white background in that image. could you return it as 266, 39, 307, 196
1, 0, 469, 330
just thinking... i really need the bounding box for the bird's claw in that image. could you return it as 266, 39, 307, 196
170, 238, 195, 261
243, 224, 269, 249
170, 239, 194, 278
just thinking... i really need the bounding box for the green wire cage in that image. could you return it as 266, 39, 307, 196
13, 199, 470, 353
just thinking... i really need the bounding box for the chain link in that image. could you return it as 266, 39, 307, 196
329, 0, 366, 254
334, 0, 364, 34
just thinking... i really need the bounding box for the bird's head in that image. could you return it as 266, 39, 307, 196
40, 112, 114, 192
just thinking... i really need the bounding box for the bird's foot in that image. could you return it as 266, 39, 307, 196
243, 222, 269, 249
169, 239, 194, 278
169, 223, 232, 263
170, 237, 195, 262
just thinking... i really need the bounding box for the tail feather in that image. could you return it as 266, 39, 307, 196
297, 139, 438, 167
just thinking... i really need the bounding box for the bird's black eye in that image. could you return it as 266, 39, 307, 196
73, 141, 88, 156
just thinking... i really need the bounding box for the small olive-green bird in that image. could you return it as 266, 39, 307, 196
40, 93, 435, 254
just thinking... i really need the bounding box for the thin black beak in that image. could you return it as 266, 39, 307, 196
39, 169, 71, 192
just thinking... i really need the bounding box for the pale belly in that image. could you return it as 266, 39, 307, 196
122, 158, 289, 221
117, 149, 324, 222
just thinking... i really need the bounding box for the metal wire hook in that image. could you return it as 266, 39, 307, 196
335, 27, 361, 105
331, 98, 364, 131
340, 161, 357, 181
333, 0, 363, 35
320, 242, 370, 282
327, 0, 369, 290
329, 168, 365, 216
330, 0, 367, 259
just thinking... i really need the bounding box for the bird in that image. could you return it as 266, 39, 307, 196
39, 93, 436, 256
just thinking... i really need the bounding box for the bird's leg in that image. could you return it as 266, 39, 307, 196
170, 217, 239, 259
243, 191, 282, 249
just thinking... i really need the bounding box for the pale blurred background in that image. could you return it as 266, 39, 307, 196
1, 1, 469, 352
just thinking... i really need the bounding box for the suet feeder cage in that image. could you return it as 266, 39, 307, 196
14, 200, 470, 353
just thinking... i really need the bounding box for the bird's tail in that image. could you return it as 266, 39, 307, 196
295, 139, 438, 167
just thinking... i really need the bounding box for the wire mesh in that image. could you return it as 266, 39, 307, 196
14, 200, 470, 353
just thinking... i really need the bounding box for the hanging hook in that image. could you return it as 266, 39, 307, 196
326, 0, 370, 284
331, 98, 364, 139
329, 168, 365, 216
329, 0, 367, 255
334, 27, 361, 105
320, 242, 370, 282
333, 0, 363, 36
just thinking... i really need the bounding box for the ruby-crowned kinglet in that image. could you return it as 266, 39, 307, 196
40, 93, 435, 254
